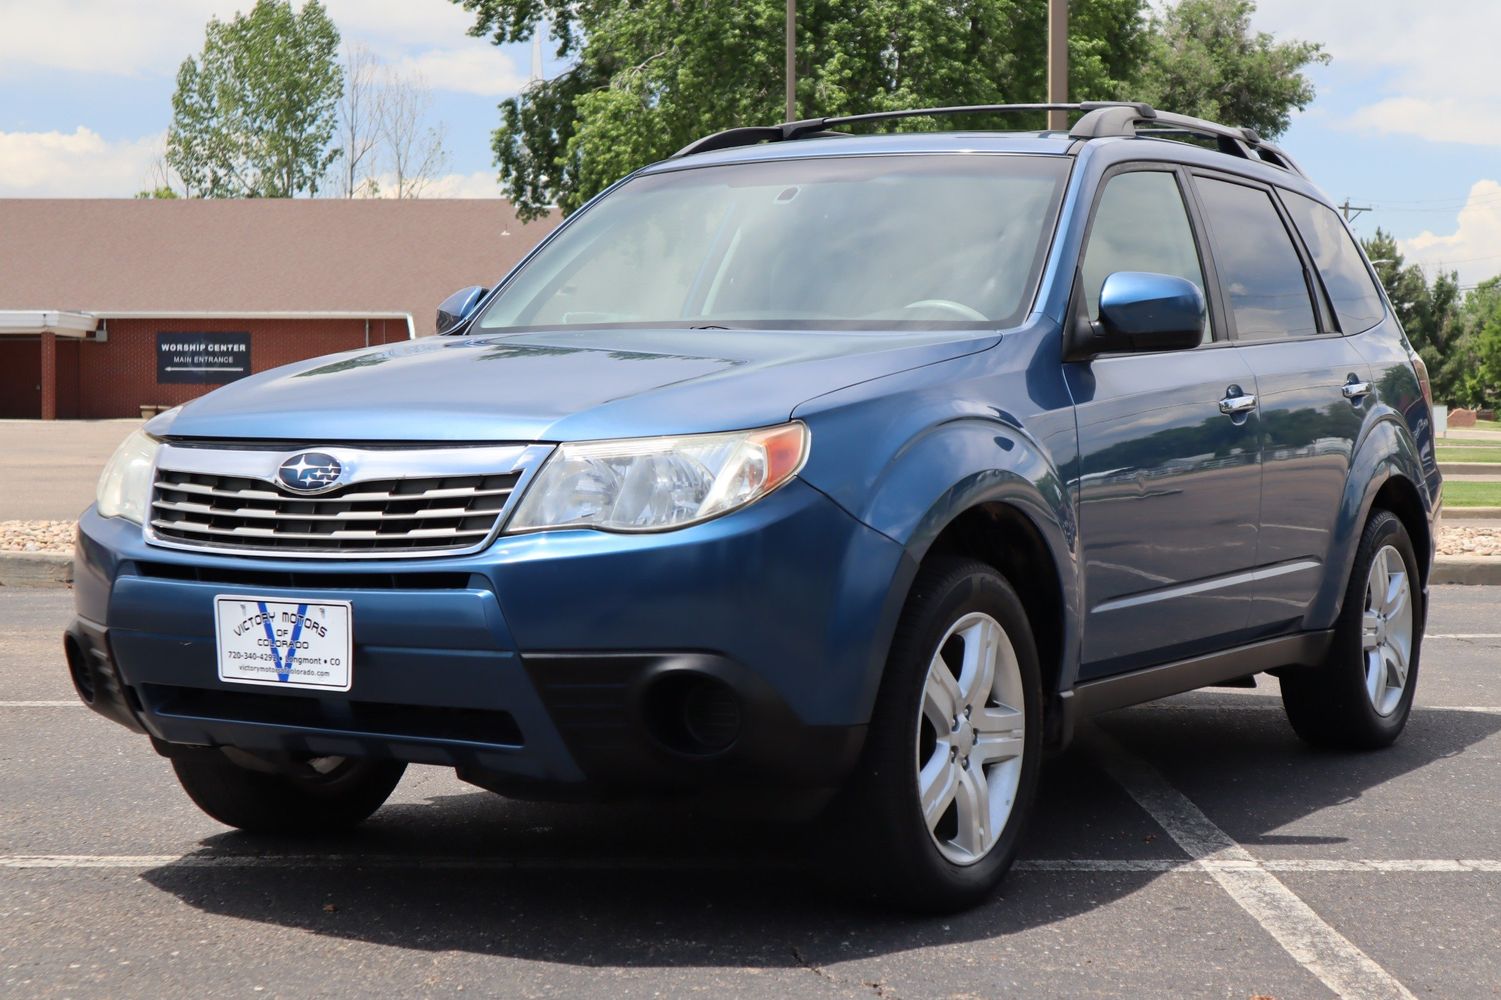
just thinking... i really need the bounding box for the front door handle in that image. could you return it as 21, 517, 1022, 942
1219, 391, 1258, 415
1342, 380, 1373, 400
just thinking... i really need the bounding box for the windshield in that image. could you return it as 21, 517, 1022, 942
475, 154, 1069, 333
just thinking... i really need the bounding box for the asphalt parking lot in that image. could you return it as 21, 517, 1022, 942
3, 586, 1499, 999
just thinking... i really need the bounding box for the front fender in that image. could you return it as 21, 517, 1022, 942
795, 324, 1082, 692
1307, 411, 1435, 629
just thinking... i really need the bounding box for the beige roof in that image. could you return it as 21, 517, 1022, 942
0, 198, 557, 336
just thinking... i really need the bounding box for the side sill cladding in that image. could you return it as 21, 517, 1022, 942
1071, 630, 1333, 718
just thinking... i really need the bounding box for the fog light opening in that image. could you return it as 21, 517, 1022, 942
63, 635, 96, 705
642, 673, 743, 756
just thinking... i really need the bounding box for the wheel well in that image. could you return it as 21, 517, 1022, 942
924, 503, 1065, 703
1371, 476, 1431, 585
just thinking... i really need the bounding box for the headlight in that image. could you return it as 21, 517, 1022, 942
508, 422, 809, 533
96, 429, 160, 523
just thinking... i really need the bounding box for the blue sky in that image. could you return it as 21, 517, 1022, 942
1, 0, 1496, 288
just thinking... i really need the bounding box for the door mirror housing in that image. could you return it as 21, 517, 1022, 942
1070, 271, 1206, 358
436, 285, 488, 336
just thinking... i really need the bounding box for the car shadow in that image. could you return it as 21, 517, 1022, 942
139, 704, 1501, 968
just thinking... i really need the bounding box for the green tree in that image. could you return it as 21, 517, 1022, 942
1134, 0, 1327, 139
167, 0, 343, 197
1450, 278, 1501, 409
1361, 228, 1465, 403
454, 0, 1323, 220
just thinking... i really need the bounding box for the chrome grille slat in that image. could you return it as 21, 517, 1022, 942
153, 479, 517, 504
150, 519, 493, 541
151, 497, 506, 522
145, 442, 549, 558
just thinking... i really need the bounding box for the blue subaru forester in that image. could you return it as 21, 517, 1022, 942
68, 102, 1440, 910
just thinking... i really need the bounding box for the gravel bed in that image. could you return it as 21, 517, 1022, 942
2, 519, 1500, 558
1439, 523, 1501, 557
0, 521, 76, 554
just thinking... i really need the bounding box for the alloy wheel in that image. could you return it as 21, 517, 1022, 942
914, 611, 1026, 865
1362, 543, 1414, 717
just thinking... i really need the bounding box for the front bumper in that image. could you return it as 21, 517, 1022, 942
67, 479, 909, 792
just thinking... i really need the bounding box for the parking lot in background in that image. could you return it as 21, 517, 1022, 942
3, 585, 1499, 999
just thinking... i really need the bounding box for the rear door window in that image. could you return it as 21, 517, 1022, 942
1195, 176, 1320, 341
1281, 191, 1387, 333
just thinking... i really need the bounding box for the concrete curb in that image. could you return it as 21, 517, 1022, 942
0, 552, 72, 588
1440, 462, 1501, 477
1446, 507, 1501, 520
1433, 556, 1501, 586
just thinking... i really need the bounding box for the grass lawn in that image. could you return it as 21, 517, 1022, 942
1437, 447, 1501, 464
1443, 481, 1501, 507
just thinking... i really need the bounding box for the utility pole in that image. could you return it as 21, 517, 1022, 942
1338, 198, 1372, 223
1047, 0, 1068, 131
785, 0, 796, 121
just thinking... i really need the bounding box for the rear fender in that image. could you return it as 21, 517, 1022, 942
1307, 413, 1435, 629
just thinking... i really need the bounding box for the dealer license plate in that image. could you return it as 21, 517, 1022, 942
214, 595, 353, 692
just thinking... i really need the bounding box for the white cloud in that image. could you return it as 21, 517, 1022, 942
321, 0, 490, 50
0, 0, 518, 97
1399, 180, 1501, 288
1346, 98, 1501, 148
419, 170, 500, 198
395, 48, 527, 97
0, 0, 220, 77
0, 127, 163, 197
1251, 0, 1501, 146
364, 169, 500, 199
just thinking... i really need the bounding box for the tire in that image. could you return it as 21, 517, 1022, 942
171, 749, 406, 834
835, 556, 1043, 912
1282, 510, 1423, 750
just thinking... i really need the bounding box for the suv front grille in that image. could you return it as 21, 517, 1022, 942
151, 471, 520, 552
145, 442, 549, 558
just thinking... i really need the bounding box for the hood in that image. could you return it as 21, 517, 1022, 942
158, 327, 998, 442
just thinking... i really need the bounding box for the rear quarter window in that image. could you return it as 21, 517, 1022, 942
1281, 191, 1387, 334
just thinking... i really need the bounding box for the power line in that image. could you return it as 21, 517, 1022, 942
1338, 198, 1373, 223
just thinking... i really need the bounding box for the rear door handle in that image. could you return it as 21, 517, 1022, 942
1219, 392, 1258, 415
1342, 380, 1373, 399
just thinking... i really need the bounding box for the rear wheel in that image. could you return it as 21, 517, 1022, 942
1282, 510, 1422, 749
171, 749, 406, 834
836, 556, 1043, 911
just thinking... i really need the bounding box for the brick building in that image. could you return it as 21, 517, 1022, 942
0, 198, 555, 419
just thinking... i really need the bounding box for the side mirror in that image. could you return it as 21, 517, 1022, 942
435, 285, 488, 336
1071, 272, 1205, 358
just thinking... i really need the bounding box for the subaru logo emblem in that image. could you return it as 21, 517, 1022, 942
276, 452, 345, 495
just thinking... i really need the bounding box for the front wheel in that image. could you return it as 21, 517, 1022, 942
836, 557, 1043, 911
1282, 510, 1423, 750
171, 749, 406, 834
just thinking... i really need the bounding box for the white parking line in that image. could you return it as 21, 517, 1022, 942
1133, 703, 1501, 715
1089, 728, 1417, 1000
4, 854, 1499, 875
1426, 634, 1501, 639
0, 700, 80, 707
1018, 858, 1501, 874
0, 854, 770, 871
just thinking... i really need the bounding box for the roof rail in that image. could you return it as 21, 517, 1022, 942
1068, 105, 1305, 176
672, 101, 1304, 177
672, 102, 1151, 158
